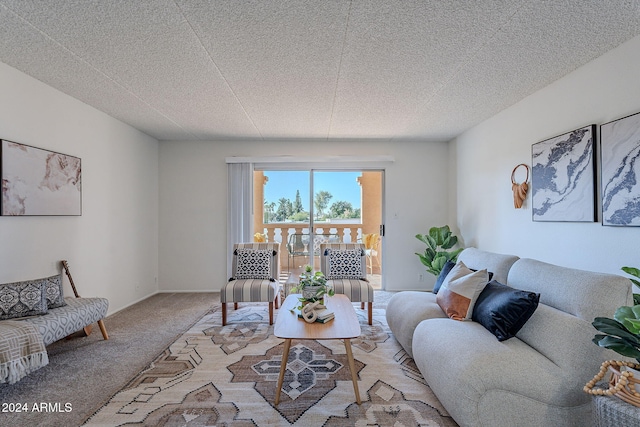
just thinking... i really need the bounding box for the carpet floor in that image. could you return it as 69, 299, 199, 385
0, 291, 457, 427
0, 292, 218, 427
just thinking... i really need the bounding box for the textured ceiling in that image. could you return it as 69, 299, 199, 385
0, 1, 639, 142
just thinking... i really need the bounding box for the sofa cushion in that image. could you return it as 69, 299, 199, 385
507, 258, 633, 322
457, 247, 519, 284
233, 248, 272, 279
436, 261, 489, 321
386, 291, 447, 357
411, 317, 581, 427
43, 273, 66, 309
472, 280, 540, 341
433, 260, 455, 294
0, 280, 49, 320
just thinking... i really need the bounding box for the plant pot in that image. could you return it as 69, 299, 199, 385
301, 298, 324, 307
302, 286, 324, 302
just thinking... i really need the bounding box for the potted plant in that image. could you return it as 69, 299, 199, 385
588, 303, 640, 404
290, 265, 335, 307
592, 267, 640, 360
586, 268, 640, 405
622, 266, 640, 305
592, 305, 640, 363
415, 225, 463, 276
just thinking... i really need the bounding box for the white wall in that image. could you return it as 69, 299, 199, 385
159, 140, 450, 292
454, 34, 640, 278
0, 62, 159, 314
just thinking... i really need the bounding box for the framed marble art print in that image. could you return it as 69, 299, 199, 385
1, 140, 81, 216
531, 124, 596, 222
601, 112, 640, 226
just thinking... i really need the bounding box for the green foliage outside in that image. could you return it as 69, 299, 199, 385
329, 200, 360, 219
293, 190, 304, 214
290, 211, 309, 222
264, 190, 360, 223
314, 191, 332, 220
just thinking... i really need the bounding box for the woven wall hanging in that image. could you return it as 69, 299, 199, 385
511, 164, 530, 209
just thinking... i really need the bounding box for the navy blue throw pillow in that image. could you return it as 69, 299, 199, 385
472, 280, 540, 341
432, 260, 456, 294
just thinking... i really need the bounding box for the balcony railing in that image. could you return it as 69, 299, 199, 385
259, 223, 363, 271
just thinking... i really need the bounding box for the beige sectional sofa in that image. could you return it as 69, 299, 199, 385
386, 248, 633, 427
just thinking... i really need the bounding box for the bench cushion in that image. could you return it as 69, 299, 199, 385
22, 297, 108, 346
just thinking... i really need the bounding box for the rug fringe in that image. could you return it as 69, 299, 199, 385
0, 351, 49, 384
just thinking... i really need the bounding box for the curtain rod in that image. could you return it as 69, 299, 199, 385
225, 155, 394, 164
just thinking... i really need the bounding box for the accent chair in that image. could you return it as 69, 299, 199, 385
221, 242, 281, 325
361, 233, 380, 274
320, 242, 374, 325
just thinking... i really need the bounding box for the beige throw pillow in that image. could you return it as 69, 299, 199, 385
436, 261, 489, 321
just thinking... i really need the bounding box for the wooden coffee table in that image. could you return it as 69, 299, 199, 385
274, 294, 362, 405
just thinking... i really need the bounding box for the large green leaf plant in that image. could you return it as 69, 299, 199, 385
622, 266, 640, 305
415, 225, 463, 276
591, 266, 640, 363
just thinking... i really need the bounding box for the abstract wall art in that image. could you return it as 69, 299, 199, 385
531, 125, 596, 222
601, 112, 640, 226
1, 140, 81, 216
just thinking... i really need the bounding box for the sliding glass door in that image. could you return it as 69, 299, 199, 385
253, 169, 383, 288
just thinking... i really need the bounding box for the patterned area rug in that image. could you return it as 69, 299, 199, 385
83, 303, 457, 426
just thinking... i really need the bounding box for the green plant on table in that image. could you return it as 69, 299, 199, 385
415, 225, 463, 276
290, 265, 335, 311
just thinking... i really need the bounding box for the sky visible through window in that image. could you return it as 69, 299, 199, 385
263, 171, 361, 213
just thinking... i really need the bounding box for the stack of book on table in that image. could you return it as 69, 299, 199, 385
298, 307, 335, 323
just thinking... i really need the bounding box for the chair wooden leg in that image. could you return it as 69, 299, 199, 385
275, 292, 280, 309
222, 303, 227, 326
234, 302, 238, 310
368, 302, 373, 325
269, 302, 274, 325
97, 319, 109, 340
361, 302, 365, 309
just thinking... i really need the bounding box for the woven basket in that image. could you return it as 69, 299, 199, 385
585, 360, 640, 407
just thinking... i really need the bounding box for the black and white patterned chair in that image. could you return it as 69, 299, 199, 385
320, 243, 374, 325
221, 242, 281, 325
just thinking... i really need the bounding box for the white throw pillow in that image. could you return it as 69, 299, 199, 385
436, 261, 489, 321
326, 249, 363, 279
234, 248, 272, 280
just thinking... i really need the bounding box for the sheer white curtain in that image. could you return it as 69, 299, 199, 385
227, 162, 253, 276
